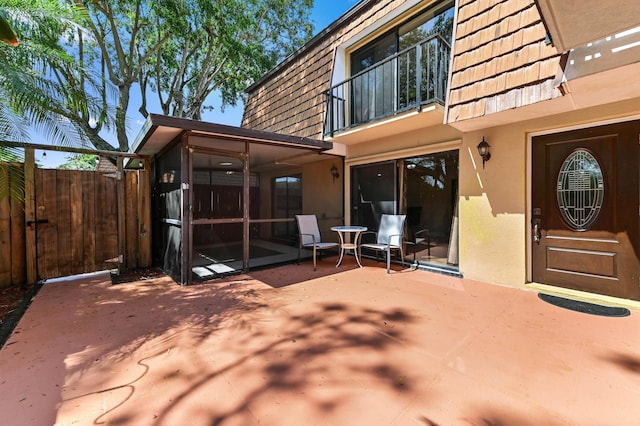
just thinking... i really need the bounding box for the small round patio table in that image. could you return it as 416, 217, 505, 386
331, 225, 367, 268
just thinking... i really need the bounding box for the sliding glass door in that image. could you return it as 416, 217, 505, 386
404, 150, 458, 268
350, 161, 397, 231
350, 149, 458, 270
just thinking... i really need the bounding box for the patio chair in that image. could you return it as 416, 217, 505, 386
295, 214, 339, 271
410, 228, 435, 261
359, 214, 406, 273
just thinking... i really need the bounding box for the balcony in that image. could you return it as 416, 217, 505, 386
324, 34, 451, 137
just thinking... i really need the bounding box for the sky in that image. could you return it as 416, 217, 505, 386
37, 1, 359, 168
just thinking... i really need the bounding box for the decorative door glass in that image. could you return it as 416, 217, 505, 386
556, 149, 604, 231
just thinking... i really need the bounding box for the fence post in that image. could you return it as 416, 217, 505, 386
24, 148, 37, 284
116, 157, 126, 275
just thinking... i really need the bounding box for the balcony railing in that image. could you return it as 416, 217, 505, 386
325, 34, 451, 137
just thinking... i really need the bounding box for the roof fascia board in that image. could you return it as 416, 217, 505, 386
132, 114, 332, 155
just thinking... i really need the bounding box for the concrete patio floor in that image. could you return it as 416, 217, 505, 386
1, 258, 639, 425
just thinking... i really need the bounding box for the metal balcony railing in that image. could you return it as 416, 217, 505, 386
324, 34, 451, 136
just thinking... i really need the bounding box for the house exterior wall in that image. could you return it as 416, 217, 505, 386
242, 0, 416, 139
458, 126, 527, 286
458, 99, 640, 288
448, 0, 640, 291
242, 0, 640, 301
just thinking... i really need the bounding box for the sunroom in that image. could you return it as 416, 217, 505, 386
130, 114, 344, 285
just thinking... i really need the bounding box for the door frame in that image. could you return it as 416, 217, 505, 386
526, 114, 640, 285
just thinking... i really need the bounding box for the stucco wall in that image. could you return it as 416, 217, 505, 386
458, 127, 527, 286
241, 0, 640, 294
302, 158, 344, 240
458, 97, 640, 288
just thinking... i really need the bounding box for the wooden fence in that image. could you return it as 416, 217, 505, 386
0, 162, 151, 287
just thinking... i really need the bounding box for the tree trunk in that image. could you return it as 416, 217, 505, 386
116, 85, 130, 152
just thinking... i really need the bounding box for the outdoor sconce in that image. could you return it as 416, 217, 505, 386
477, 137, 491, 169
330, 164, 340, 182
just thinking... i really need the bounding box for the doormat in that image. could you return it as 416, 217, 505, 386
538, 293, 630, 317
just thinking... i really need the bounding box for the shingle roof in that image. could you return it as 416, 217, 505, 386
446, 0, 562, 123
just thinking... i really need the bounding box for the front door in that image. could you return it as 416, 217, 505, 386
532, 121, 640, 300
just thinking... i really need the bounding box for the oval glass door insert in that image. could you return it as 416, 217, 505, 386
556, 149, 604, 231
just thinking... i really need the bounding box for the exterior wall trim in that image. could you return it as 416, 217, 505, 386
345, 139, 462, 167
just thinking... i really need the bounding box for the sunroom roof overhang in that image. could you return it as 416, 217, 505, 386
131, 114, 332, 157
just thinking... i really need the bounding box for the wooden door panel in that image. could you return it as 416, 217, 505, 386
546, 247, 616, 278
532, 121, 640, 300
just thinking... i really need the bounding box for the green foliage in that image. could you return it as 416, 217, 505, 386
0, 1, 103, 202
77, 0, 314, 134
1, 0, 314, 156
0, 11, 18, 45
58, 153, 97, 170
0, 145, 22, 162
0, 0, 107, 148
143, 0, 314, 119
0, 146, 24, 203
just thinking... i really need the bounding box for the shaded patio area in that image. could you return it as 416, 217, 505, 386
1, 259, 639, 425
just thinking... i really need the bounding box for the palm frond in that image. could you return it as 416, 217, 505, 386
0, 13, 18, 46
0, 158, 25, 204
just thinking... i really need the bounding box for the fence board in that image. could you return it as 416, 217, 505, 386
95, 174, 118, 269
24, 150, 36, 284
0, 196, 10, 286
125, 171, 139, 269
81, 172, 96, 273
94, 172, 106, 268
2, 164, 151, 285
10, 196, 25, 285
105, 175, 118, 263
34, 168, 45, 279
37, 169, 59, 279
56, 171, 72, 277
116, 158, 126, 274
69, 171, 84, 273
137, 169, 152, 267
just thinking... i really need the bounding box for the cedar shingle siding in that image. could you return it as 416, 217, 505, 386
242, 0, 406, 139
447, 0, 562, 122
243, 0, 564, 135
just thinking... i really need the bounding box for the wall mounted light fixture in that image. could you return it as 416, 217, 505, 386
477, 137, 491, 169
331, 164, 340, 182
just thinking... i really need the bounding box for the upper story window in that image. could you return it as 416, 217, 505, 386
351, 4, 454, 76
325, 2, 455, 136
